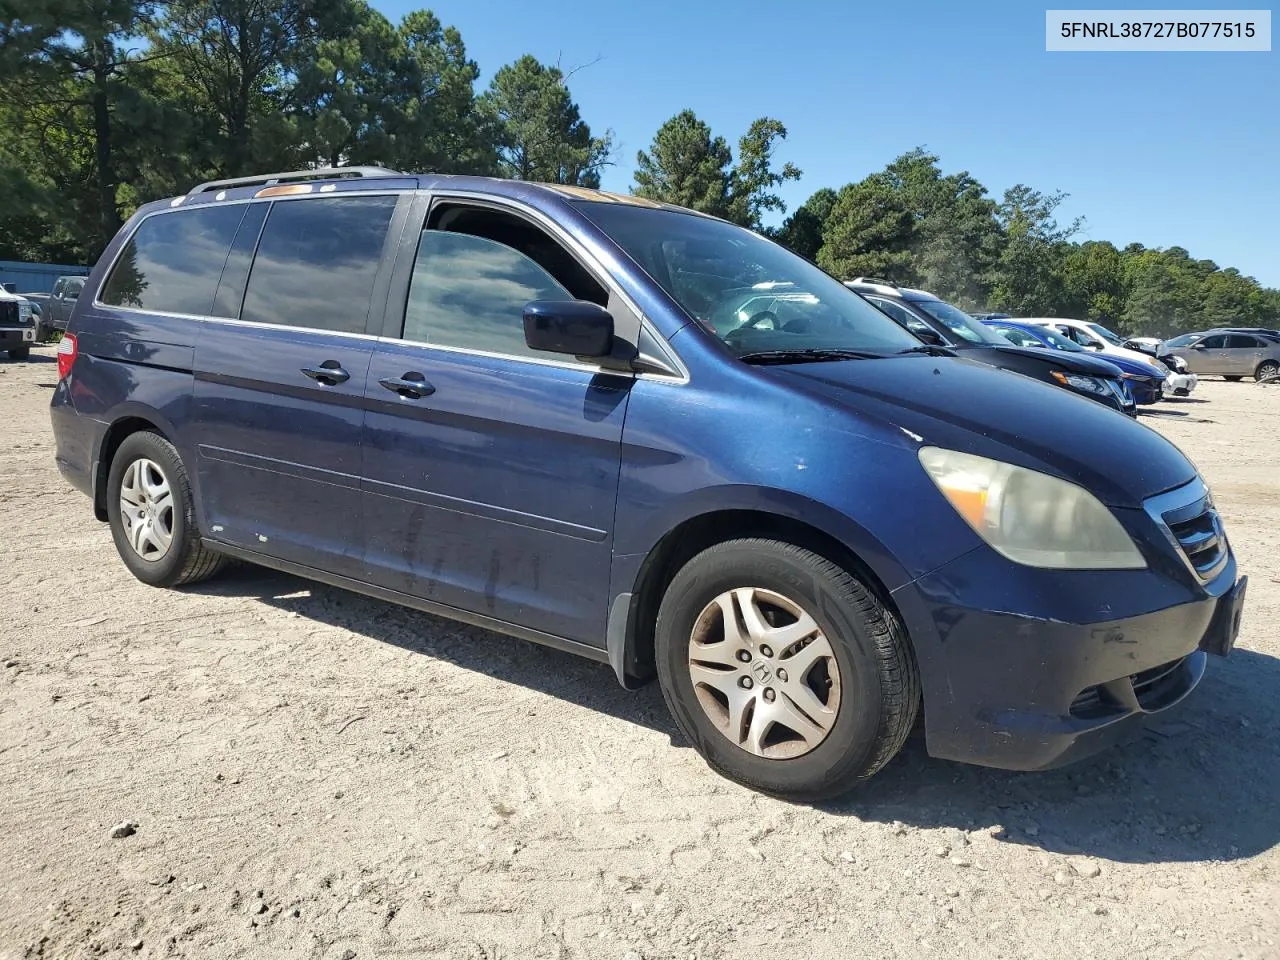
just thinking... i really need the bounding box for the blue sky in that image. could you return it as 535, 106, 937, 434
373, 0, 1279, 287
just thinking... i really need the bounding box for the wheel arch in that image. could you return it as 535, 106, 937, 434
608, 502, 911, 689
93, 408, 177, 521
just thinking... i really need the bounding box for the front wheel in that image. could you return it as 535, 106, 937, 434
106, 431, 226, 587
1256, 361, 1280, 383
655, 539, 920, 801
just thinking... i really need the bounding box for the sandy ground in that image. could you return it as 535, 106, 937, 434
1, 345, 1277, 960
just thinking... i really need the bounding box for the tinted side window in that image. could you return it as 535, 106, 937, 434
868, 297, 932, 337
67, 278, 84, 297
241, 195, 398, 334
1200, 335, 1227, 349
403, 231, 573, 356
100, 205, 248, 315
211, 203, 268, 318
1227, 334, 1259, 348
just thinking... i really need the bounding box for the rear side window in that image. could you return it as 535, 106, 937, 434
100, 205, 248, 314
240, 195, 398, 334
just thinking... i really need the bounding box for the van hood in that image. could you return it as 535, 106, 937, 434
777, 355, 1196, 508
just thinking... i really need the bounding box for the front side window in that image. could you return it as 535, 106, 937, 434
1199, 335, 1228, 349
100, 205, 248, 315
867, 297, 933, 337
993, 325, 1044, 348
573, 201, 917, 359
241, 195, 398, 334
403, 231, 574, 356
914, 298, 1008, 345
1086, 322, 1125, 346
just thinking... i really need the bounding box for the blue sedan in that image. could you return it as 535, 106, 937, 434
986, 320, 1168, 405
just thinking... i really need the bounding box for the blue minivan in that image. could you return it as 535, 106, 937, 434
50, 168, 1247, 799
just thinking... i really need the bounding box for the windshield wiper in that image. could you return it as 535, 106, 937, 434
737, 348, 884, 365
896, 344, 957, 357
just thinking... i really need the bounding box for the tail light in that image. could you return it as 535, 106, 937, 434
57, 333, 78, 380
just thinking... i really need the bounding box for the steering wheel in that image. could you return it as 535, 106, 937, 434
726, 310, 778, 340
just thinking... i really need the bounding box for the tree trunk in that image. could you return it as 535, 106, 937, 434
91, 52, 120, 257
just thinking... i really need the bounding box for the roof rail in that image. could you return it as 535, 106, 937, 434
849, 276, 898, 288
188, 166, 404, 195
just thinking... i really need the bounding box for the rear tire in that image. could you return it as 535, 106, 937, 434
655, 538, 920, 801
1224, 375, 1243, 382
106, 431, 226, 587
1256, 361, 1280, 382
9, 347, 30, 361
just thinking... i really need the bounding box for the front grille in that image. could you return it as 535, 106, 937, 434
1145, 480, 1229, 582
0, 301, 16, 325
1165, 505, 1225, 579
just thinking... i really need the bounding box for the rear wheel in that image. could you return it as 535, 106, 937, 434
1224, 375, 1243, 382
106, 431, 226, 587
1256, 361, 1280, 382
655, 539, 919, 801
8, 347, 30, 361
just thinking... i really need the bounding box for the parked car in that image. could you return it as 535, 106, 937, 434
844, 279, 1136, 416
1020, 318, 1198, 398
0, 287, 37, 360
50, 167, 1246, 799
986, 320, 1168, 405
45, 275, 86, 334
970, 312, 1011, 322
1165, 331, 1280, 382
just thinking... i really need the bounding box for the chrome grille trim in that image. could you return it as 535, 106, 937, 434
1143, 479, 1229, 582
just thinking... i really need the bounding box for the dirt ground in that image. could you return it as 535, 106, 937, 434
1, 345, 1277, 960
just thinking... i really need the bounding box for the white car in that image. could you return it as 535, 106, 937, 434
0, 287, 37, 360
1020, 318, 1198, 398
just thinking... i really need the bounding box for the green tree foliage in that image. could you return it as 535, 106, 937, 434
776, 187, 837, 262
632, 111, 800, 229
0, 0, 158, 258
481, 55, 612, 186
633, 110, 733, 218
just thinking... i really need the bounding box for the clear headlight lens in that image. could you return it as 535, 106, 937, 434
1051, 371, 1109, 396
918, 447, 1146, 569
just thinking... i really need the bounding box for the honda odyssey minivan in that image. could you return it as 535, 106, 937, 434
50, 167, 1247, 800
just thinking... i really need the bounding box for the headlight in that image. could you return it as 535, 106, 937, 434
918, 447, 1146, 569
1051, 371, 1109, 397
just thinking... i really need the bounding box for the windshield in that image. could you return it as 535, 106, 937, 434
1086, 322, 1125, 346
573, 202, 919, 358
1163, 333, 1202, 348
913, 298, 1009, 345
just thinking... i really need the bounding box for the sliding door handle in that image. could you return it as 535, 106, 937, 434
379, 373, 435, 399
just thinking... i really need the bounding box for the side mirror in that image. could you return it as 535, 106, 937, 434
1192, 342, 1207, 350
915, 328, 946, 347
523, 299, 614, 358
1084, 341, 1103, 350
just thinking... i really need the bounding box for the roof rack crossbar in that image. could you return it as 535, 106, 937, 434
188, 166, 404, 195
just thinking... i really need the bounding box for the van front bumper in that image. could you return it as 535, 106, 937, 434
892, 545, 1243, 771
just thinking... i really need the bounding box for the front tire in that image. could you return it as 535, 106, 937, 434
655, 539, 919, 801
1256, 361, 1280, 382
106, 431, 226, 587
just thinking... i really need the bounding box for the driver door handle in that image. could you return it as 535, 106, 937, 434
379, 373, 435, 399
